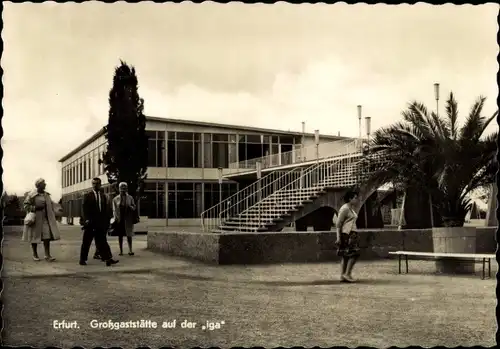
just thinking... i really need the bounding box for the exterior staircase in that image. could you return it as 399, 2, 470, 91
201, 140, 368, 233
219, 154, 361, 232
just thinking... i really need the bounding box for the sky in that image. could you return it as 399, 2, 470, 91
2, 2, 499, 200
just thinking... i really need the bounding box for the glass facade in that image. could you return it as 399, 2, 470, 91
147, 131, 166, 167
167, 132, 202, 168
166, 181, 239, 219
62, 131, 301, 188
62, 143, 107, 188
60, 127, 302, 220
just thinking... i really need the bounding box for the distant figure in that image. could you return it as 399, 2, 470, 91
336, 190, 361, 283
1, 191, 7, 225
112, 182, 136, 256
80, 177, 119, 267
22, 178, 61, 262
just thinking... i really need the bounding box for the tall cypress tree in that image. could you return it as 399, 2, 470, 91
100, 60, 148, 203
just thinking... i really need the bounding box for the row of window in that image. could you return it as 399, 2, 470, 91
62, 131, 301, 188
61, 144, 106, 188
60, 181, 239, 219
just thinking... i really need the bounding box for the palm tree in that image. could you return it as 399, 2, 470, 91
361, 92, 497, 227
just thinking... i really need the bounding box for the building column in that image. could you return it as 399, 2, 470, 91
278, 143, 282, 165
485, 183, 498, 227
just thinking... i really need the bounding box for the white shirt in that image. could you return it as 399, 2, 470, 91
94, 191, 101, 212
337, 203, 358, 234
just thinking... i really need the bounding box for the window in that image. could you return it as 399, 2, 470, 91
237, 134, 268, 164
168, 183, 176, 218
177, 140, 194, 167
228, 135, 237, 164
167, 132, 176, 167
158, 191, 165, 219
139, 192, 156, 217
194, 134, 202, 167
213, 134, 228, 142
137, 181, 166, 218
157, 133, 166, 167
147, 131, 157, 167
83, 159, 87, 181
213, 142, 228, 168
203, 134, 212, 168
99, 145, 106, 174
176, 190, 194, 218
203, 183, 216, 211
165, 132, 202, 168
88, 156, 91, 180
167, 182, 203, 219
203, 182, 239, 211
79, 161, 83, 183
280, 135, 294, 145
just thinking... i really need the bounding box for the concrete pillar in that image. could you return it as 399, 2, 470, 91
485, 183, 498, 227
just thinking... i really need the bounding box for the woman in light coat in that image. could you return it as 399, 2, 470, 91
22, 178, 61, 261
112, 182, 136, 256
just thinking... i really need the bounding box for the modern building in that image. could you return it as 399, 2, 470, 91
58, 116, 352, 227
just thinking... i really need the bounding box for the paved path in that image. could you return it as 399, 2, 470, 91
2, 224, 497, 348
3, 226, 192, 277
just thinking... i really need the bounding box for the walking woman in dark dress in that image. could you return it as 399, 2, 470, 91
112, 182, 136, 256
336, 190, 361, 283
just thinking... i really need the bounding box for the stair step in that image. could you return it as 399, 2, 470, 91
228, 218, 277, 223
224, 221, 264, 227
252, 203, 302, 208
219, 225, 268, 232
239, 214, 284, 219
243, 207, 301, 215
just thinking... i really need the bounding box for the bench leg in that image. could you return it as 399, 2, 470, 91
482, 258, 485, 280
398, 255, 401, 274
405, 255, 409, 274
488, 259, 491, 279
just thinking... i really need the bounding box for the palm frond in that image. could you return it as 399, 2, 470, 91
406, 101, 449, 141
476, 110, 499, 139
444, 92, 459, 140
459, 96, 486, 141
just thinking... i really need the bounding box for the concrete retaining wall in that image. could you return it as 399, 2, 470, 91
146, 227, 497, 265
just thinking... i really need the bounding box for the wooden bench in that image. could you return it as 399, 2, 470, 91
388, 251, 495, 280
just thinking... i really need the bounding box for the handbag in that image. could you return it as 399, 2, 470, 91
107, 218, 118, 236
24, 212, 36, 226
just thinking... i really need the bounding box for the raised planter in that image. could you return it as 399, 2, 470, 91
432, 226, 477, 275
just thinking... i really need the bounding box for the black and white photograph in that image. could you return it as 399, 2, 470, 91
1, 2, 498, 347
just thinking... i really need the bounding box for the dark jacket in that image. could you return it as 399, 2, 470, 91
82, 190, 111, 230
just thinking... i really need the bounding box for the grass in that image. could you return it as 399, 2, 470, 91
2, 225, 497, 348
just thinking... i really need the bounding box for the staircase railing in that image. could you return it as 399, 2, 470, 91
200, 169, 292, 232
227, 138, 361, 175
239, 140, 362, 228
221, 165, 316, 231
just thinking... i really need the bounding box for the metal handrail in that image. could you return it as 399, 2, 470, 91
237, 162, 326, 230
234, 140, 362, 230
227, 138, 359, 174
220, 165, 316, 231
200, 169, 290, 232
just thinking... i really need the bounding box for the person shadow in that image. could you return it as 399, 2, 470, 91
251, 278, 399, 287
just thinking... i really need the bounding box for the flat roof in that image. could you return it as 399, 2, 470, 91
58, 116, 351, 163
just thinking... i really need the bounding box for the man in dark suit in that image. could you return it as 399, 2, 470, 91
79, 177, 119, 266
79, 216, 101, 260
